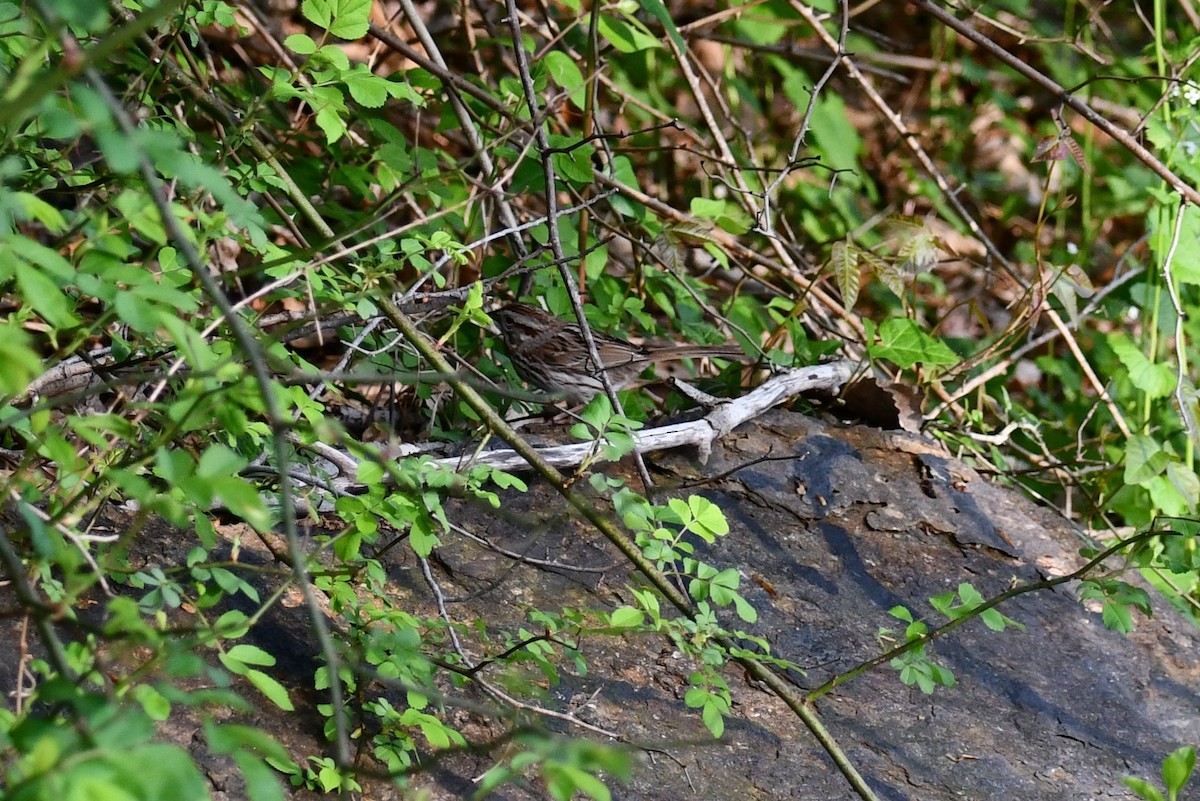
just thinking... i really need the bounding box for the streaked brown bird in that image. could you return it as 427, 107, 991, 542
493, 302, 745, 403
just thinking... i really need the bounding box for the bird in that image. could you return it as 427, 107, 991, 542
492, 302, 745, 403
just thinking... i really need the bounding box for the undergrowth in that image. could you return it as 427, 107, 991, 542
0, 0, 1198, 799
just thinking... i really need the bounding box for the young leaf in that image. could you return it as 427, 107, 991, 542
1122, 776, 1166, 801
830, 238, 861, 310
1162, 745, 1196, 794
302, 0, 370, 38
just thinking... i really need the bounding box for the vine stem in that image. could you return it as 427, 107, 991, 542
806, 529, 1166, 702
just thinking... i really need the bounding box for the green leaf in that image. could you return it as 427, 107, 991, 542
1165, 463, 1200, 512
0, 322, 42, 395
388, 78, 425, 107
357, 460, 385, 485
131, 684, 171, 720
112, 289, 164, 333
1163, 746, 1196, 794
226, 644, 276, 667
311, 84, 350, 143
638, 0, 685, 52
211, 476, 272, 532
550, 138, 596, 185
711, 567, 740, 597
215, 610, 251, 638
609, 156, 644, 213
285, 33, 317, 54
956, 583, 983, 608
688, 496, 729, 538
689, 196, 752, 234
545, 763, 611, 801
811, 91, 862, 169
14, 191, 68, 232
409, 513, 440, 558
1124, 435, 1169, 485
543, 50, 586, 109
314, 43, 351, 70
1155, 202, 1200, 286
150, 135, 265, 234
56, 0, 110, 30
342, 64, 392, 107
301, 0, 370, 38
119, 744, 209, 801
234, 752, 287, 801
929, 590, 955, 617
597, 13, 661, 53
113, 189, 167, 242
830, 238, 860, 310
1110, 333, 1176, 399
732, 594, 758, 623
768, 55, 814, 118
1101, 598, 1134, 633
15, 260, 79, 328
1147, 473, 1193, 517
701, 699, 725, 738
246, 667, 295, 711
197, 444, 248, 479
1122, 775, 1166, 801
929, 663, 956, 688
159, 316, 219, 371
979, 608, 1008, 631
868, 318, 958, 369
609, 606, 644, 628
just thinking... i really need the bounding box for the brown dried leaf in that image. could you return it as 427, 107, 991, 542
829, 375, 925, 432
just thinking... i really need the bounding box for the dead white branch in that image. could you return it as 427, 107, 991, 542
16, 349, 113, 403
256, 361, 855, 512
434, 360, 855, 472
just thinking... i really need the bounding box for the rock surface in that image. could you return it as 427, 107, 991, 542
3, 410, 1196, 800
